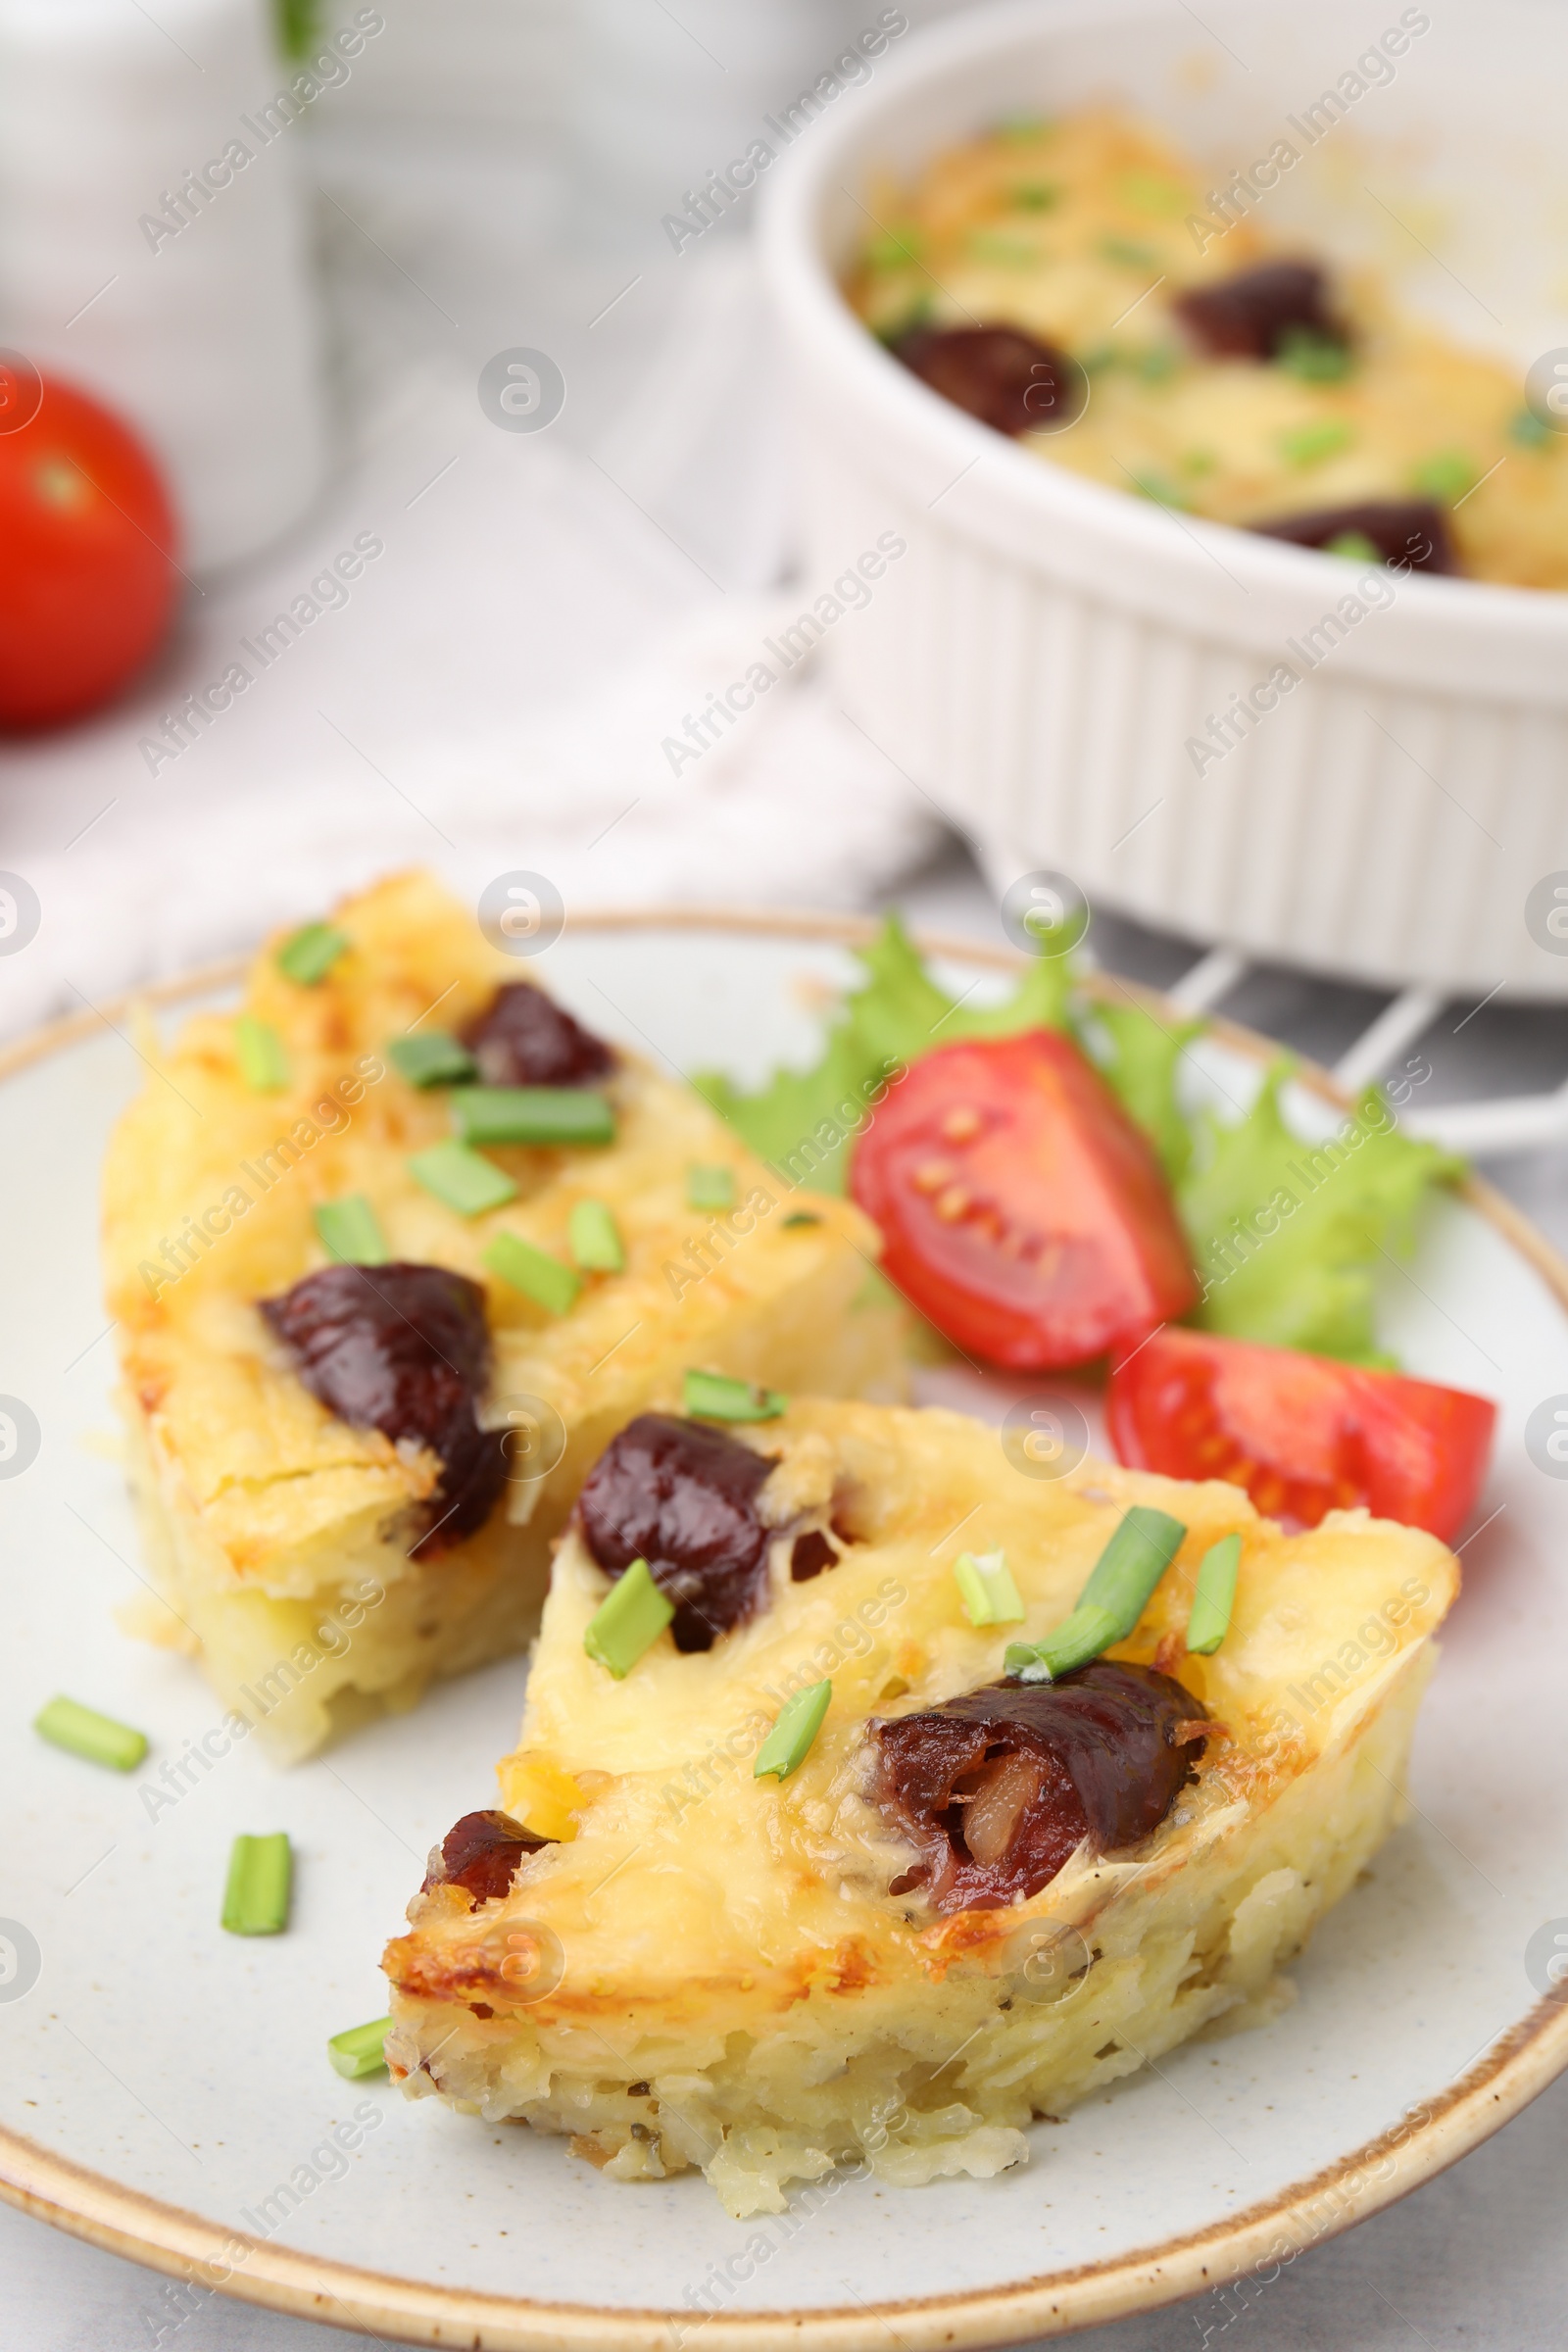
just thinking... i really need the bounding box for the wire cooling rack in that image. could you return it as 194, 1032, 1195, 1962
896, 858, 1568, 1260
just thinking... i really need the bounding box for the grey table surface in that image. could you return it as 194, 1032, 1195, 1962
6, 840, 1567, 2351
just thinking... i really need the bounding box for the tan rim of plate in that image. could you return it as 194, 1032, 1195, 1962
4, 906, 1566, 2351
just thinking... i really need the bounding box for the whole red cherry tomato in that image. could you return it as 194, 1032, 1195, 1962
0, 363, 179, 729
1106, 1325, 1495, 1541
850, 1028, 1198, 1369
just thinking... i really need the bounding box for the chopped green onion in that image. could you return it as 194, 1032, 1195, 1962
782, 1212, 821, 1229
568, 1200, 623, 1274
387, 1031, 476, 1088
1186, 1533, 1242, 1655
1130, 469, 1190, 509
996, 114, 1052, 142
1079, 342, 1120, 373
683, 1367, 786, 1423
275, 922, 349, 986
1510, 409, 1554, 451
407, 1139, 517, 1216
867, 222, 925, 270
1180, 447, 1218, 477
221, 1833, 292, 1936
872, 296, 935, 347
1004, 1505, 1187, 1683
1411, 450, 1478, 503
687, 1163, 736, 1210
1117, 170, 1186, 217
1099, 235, 1158, 270
1277, 329, 1352, 383
1010, 182, 1060, 211
1079, 1505, 1187, 1619
234, 1014, 289, 1094
1136, 345, 1180, 383
313, 1195, 390, 1265
1325, 530, 1382, 564
328, 2016, 392, 2080
967, 229, 1040, 268
1280, 418, 1353, 468
33, 1694, 147, 1772
954, 1547, 1026, 1628
483, 1231, 582, 1316
1006, 1601, 1122, 1684
450, 1086, 615, 1149
754, 1680, 832, 1781
584, 1558, 674, 1678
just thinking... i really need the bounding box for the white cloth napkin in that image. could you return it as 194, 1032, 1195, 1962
0, 331, 939, 1039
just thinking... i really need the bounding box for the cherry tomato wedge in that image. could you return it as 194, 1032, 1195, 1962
1106, 1326, 1495, 1541
850, 1029, 1198, 1370
0, 368, 179, 730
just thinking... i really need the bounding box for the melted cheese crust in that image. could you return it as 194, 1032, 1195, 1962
103, 875, 904, 1756
850, 109, 1568, 589
385, 1399, 1456, 2214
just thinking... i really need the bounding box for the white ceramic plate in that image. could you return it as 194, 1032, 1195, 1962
3, 911, 1567, 2350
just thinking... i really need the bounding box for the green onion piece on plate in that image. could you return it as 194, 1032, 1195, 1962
313, 1195, 390, 1266
450, 1087, 615, 1149
953, 1548, 1025, 1628
33, 1694, 147, 1772
686, 1163, 736, 1210
234, 1014, 289, 1093
583, 1558, 674, 1679
407, 1139, 517, 1216
328, 2016, 392, 2080
275, 922, 349, 986
483, 1231, 582, 1316
683, 1367, 786, 1423
221, 1833, 292, 1936
782, 1212, 821, 1229
754, 1680, 832, 1781
387, 1031, 476, 1088
1325, 530, 1382, 564
568, 1200, 623, 1273
1186, 1533, 1242, 1655
1004, 1505, 1187, 1683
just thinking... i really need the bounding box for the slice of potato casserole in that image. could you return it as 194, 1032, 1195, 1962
383, 1396, 1456, 2217
102, 874, 902, 1760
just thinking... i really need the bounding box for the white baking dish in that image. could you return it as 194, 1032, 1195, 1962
761, 0, 1568, 997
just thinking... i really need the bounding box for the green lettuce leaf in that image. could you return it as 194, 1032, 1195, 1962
693, 916, 1070, 1194
1180, 1063, 1463, 1364
1087, 997, 1202, 1183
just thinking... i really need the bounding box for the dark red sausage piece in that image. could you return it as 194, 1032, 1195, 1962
790, 1528, 839, 1583
578, 1412, 772, 1651
1175, 261, 1347, 361
893, 324, 1087, 437
1250, 498, 1454, 574
461, 983, 615, 1088
260, 1262, 504, 1555
870, 1661, 1207, 1913
422, 1810, 553, 1904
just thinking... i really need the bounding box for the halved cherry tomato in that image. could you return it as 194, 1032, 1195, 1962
850, 1029, 1198, 1369
0, 368, 178, 730
1106, 1326, 1495, 1541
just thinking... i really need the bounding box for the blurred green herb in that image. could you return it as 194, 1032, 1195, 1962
275, 0, 321, 61
1277, 330, 1353, 383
